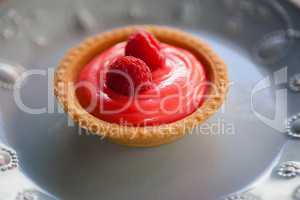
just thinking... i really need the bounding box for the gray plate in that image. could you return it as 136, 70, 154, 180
0, 0, 300, 199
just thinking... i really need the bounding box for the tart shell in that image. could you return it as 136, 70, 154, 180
54, 25, 229, 147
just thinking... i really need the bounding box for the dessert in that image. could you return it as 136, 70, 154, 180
54, 25, 229, 147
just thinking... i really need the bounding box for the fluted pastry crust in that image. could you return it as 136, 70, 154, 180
54, 25, 229, 147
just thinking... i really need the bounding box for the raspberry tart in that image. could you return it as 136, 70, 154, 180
54, 25, 229, 147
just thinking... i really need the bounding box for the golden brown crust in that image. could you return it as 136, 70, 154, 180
54, 25, 229, 147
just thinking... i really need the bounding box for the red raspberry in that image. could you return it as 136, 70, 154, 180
106, 56, 152, 96
125, 30, 164, 71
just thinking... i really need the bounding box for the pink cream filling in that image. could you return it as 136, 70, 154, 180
76, 42, 207, 126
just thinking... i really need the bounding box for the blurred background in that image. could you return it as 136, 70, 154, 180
0, 0, 299, 67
